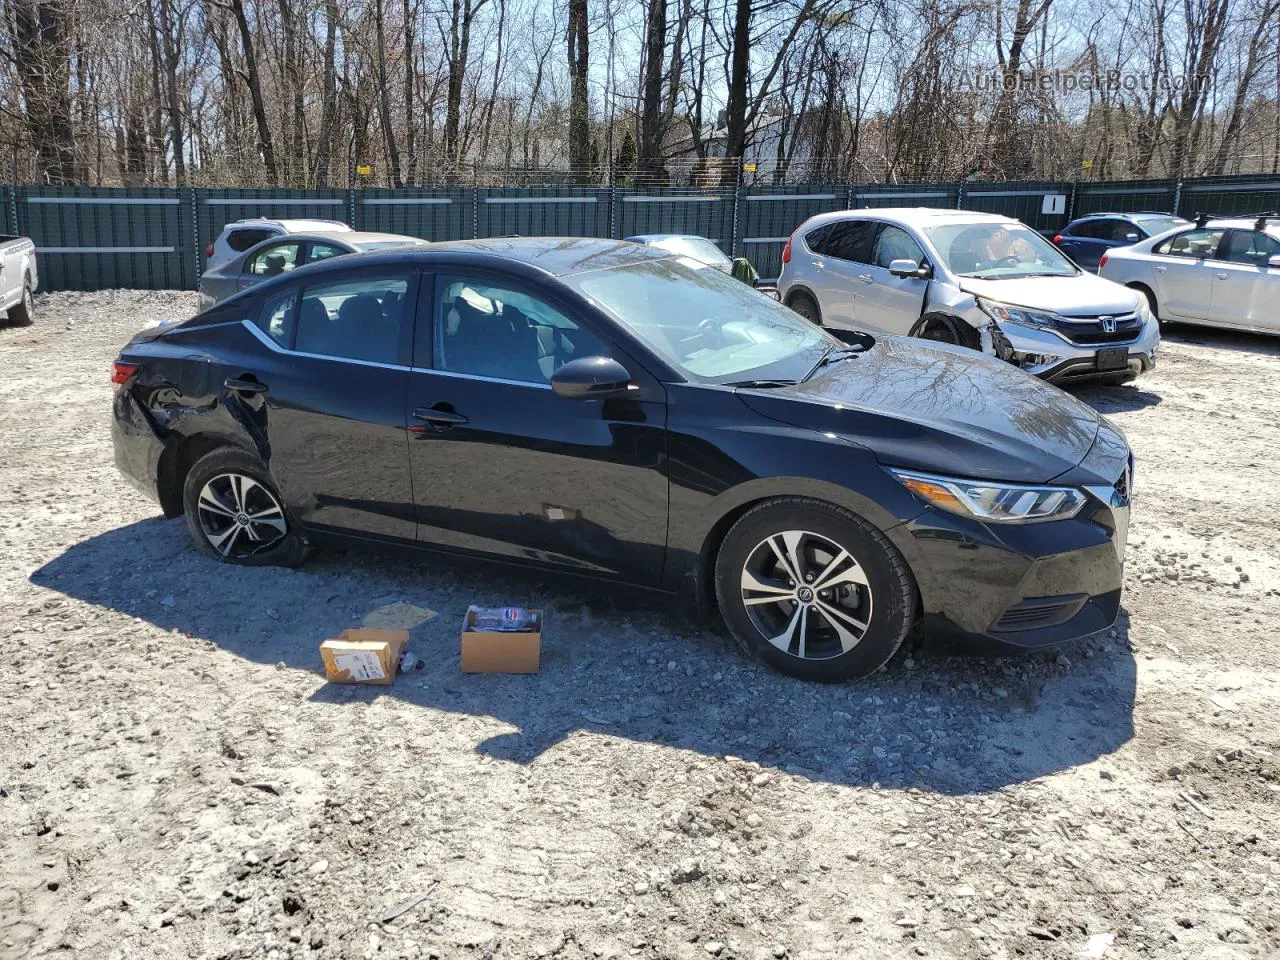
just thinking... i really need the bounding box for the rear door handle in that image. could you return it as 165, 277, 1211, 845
858, 274, 874, 284
225, 377, 268, 395
413, 407, 469, 426
812, 259, 825, 270
1214, 272, 1228, 280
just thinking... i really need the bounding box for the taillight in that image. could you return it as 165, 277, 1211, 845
781, 233, 794, 265
205, 243, 213, 258
1099, 252, 1109, 269
1052, 234, 1062, 244
112, 361, 137, 386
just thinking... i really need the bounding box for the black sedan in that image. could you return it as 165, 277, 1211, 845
112, 238, 1132, 681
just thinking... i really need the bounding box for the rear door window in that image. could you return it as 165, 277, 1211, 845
822, 220, 878, 264
246, 242, 302, 277
307, 241, 348, 263
294, 274, 412, 365
256, 288, 298, 347
1154, 229, 1226, 260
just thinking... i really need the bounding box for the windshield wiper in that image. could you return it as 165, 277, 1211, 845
723, 378, 799, 388
801, 345, 862, 382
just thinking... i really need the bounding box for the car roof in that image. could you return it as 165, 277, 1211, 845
409, 237, 672, 276
806, 207, 1021, 229
625, 233, 711, 243
1073, 212, 1184, 221
225, 218, 352, 232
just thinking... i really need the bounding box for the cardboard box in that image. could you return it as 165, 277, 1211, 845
460, 607, 542, 674
320, 628, 409, 685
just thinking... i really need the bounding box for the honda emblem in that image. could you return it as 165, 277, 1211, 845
1099, 315, 1117, 333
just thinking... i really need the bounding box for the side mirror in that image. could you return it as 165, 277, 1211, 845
550, 356, 632, 399
888, 258, 929, 279
1269, 255, 1280, 270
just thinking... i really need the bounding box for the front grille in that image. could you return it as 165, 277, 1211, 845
1051, 312, 1142, 345
992, 594, 1088, 632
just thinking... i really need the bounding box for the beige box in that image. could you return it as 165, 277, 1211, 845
460, 608, 542, 674
319, 628, 409, 685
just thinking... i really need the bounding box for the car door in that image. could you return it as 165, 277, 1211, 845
804, 219, 879, 331
859, 224, 930, 335
1147, 228, 1226, 321
796, 223, 853, 327
238, 240, 304, 292
1056, 220, 1105, 268
233, 267, 418, 540
405, 271, 669, 584
1211, 229, 1280, 330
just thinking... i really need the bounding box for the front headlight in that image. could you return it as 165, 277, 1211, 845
890, 468, 1087, 523
1135, 296, 1153, 324
976, 298, 1061, 329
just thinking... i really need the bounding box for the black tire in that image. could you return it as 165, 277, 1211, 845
714, 497, 917, 682
916, 311, 975, 348
181, 447, 307, 567
8, 280, 33, 327
787, 291, 822, 325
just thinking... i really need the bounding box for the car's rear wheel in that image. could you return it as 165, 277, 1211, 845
714, 498, 916, 682
787, 291, 822, 325
182, 448, 306, 566
8, 281, 33, 327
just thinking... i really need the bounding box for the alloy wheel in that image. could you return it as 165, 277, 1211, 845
739, 529, 873, 660
22, 286, 33, 316
196, 472, 287, 559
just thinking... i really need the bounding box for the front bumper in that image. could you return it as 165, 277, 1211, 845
1000, 318, 1159, 384
885, 474, 1131, 649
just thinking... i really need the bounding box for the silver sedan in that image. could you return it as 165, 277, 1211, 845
198, 230, 428, 308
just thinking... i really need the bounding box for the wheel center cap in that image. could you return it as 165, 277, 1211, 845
236, 513, 249, 525
797, 586, 814, 603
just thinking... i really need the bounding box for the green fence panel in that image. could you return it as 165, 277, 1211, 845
1177, 175, 1280, 218
476, 187, 613, 239
617, 187, 737, 253
17, 186, 192, 291
855, 184, 961, 209
959, 181, 1074, 232
738, 185, 847, 280
1073, 179, 1178, 218
195, 187, 351, 273
356, 187, 475, 241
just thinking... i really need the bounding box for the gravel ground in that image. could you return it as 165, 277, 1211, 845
2, 290, 1279, 960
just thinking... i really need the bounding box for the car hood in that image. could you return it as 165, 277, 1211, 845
958, 272, 1141, 316
737, 336, 1103, 483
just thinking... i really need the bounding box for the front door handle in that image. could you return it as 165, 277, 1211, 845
1214, 272, 1228, 280
1155, 266, 1167, 273
412, 407, 469, 426
858, 274, 874, 284
225, 377, 268, 395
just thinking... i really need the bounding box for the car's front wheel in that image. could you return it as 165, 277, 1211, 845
182, 448, 306, 566
714, 498, 916, 681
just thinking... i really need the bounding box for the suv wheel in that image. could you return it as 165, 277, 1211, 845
714, 498, 916, 682
787, 291, 822, 325
8, 280, 33, 327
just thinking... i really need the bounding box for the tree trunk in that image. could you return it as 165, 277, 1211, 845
312, 0, 339, 186
373, 0, 403, 186
567, 0, 590, 182
638, 0, 667, 177
8, 0, 79, 183
152, 0, 186, 184
227, 0, 279, 184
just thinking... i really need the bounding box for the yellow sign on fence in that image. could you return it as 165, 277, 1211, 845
356, 164, 373, 176
742, 162, 758, 173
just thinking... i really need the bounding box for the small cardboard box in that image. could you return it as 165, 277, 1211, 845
320, 628, 409, 685
460, 607, 542, 674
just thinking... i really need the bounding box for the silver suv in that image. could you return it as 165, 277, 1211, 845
205, 218, 352, 270
778, 207, 1159, 384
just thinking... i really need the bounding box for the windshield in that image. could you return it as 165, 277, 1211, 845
1133, 216, 1186, 236
644, 236, 731, 266
565, 258, 836, 384
926, 222, 1078, 279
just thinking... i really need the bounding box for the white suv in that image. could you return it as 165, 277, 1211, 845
1099, 214, 1280, 336
777, 207, 1159, 385
205, 218, 352, 270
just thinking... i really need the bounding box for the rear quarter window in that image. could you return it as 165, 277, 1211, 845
227, 228, 277, 252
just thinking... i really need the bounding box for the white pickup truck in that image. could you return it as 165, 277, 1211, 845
0, 235, 38, 326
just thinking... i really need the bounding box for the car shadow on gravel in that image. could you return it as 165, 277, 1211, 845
1070, 383, 1163, 414
1159, 323, 1280, 358
32, 517, 1137, 796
